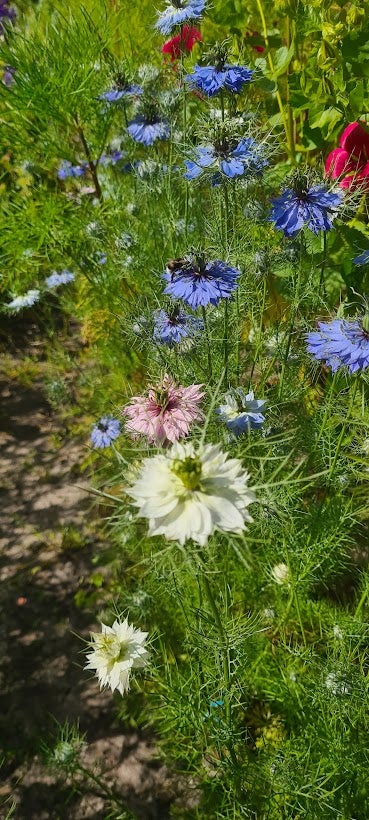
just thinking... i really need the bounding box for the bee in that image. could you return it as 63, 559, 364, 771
166, 257, 190, 280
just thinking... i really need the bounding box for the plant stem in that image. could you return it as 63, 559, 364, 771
255, 0, 292, 160
319, 232, 328, 295
76, 119, 103, 202
201, 305, 213, 380
328, 377, 359, 479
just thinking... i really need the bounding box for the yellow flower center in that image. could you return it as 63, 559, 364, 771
172, 456, 202, 491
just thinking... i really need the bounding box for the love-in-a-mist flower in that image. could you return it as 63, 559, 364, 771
185, 136, 267, 181
353, 249, 369, 266
57, 160, 88, 180
85, 618, 149, 696
185, 63, 253, 96
123, 374, 204, 445
155, 0, 206, 35
270, 178, 343, 237
162, 25, 202, 60
0, 0, 16, 32
99, 76, 143, 102
306, 317, 369, 374
90, 416, 121, 448
153, 307, 203, 345
325, 122, 369, 190
127, 114, 170, 146
127, 441, 256, 546
163, 255, 240, 308
45, 270, 75, 289
216, 388, 266, 435
2, 64, 15, 86
6, 289, 40, 312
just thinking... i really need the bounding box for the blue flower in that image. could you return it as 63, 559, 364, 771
45, 270, 75, 289
153, 307, 203, 345
185, 64, 253, 96
127, 115, 170, 146
216, 388, 266, 435
353, 250, 369, 265
306, 318, 369, 374
90, 416, 121, 448
99, 84, 143, 103
163, 257, 240, 309
184, 137, 267, 181
270, 185, 343, 238
155, 0, 206, 35
0, 0, 16, 32
99, 150, 125, 167
57, 160, 88, 180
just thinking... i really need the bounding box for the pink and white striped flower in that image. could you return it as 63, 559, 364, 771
123, 374, 204, 445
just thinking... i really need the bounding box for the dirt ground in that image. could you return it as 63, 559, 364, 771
0, 317, 191, 819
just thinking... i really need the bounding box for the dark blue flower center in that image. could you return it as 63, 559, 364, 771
97, 422, 109, 432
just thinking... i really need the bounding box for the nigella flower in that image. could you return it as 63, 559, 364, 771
99, 83, 143, 103
163, 255, 240, 309
162, 25, 202, 61
90, 416, 121, 448
155, 0, 206, 35
353, 250, 369, 265
185, 63, 253, 97
85, 618, 149, 696
2, 65, 15, 87
123, 374, 204, 445
270, 184, 343, 238
6, 289, 40, 312
57, 160, 88, 180
0, 0, 16, 32
153, 307, 203, 345
306, 318, 369, 374
269, 185, 343, 236
127, 115, 170, 146
127, 441, 256, 546
216, 388, 266, 435
185, 137, 267, 181
45, 270, 75, 289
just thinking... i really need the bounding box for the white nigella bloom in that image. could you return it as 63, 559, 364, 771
272, 563, 290, 585
127, 441, 256, 546
85, 618, 149, 696
6, 289, 40, 312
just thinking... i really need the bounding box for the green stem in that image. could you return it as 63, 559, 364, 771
328, 377, 359, 479
201, 306, 213, 380
319, 232, 328, 296
200, 569, 237, 765
255, 0, 292, 159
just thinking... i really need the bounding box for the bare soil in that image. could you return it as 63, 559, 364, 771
0, 316, 185, 820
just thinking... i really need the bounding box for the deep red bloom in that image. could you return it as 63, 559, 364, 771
325, 121, 369, 190
161, 25, 202, 61
245, 31, 265, 53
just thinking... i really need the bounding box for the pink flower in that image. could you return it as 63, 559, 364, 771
325, 121, 369, 190
161, 25, 202, 62
123, 375, 204, 445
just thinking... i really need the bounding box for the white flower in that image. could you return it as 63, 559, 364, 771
333, 624, 343, 639
324, 671, 351, 696
85, 618, 149, 696
6, 289, 40, 312
127, 441, 256, 546
271, 563, 290, 585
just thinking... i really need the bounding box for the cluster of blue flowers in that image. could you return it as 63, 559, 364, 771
57, 160, 89, 180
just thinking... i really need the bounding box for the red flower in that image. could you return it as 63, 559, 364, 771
161, 25, 202, 61
325, 121, 369, 190
245, 31, 265, 53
